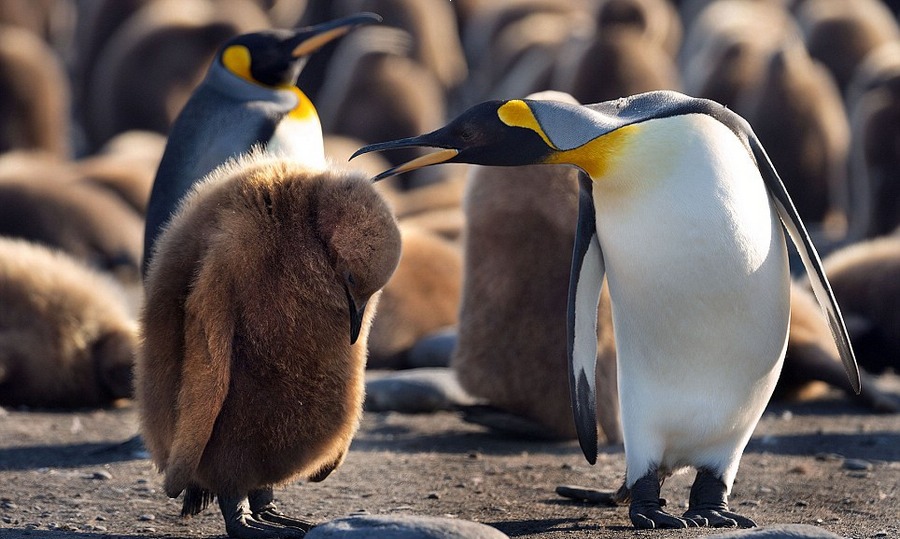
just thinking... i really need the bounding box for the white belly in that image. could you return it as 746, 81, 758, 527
266, 116, 327, 169
593, 115, 790, 488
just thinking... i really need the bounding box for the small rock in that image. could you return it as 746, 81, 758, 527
706, 523, 844, 538
406, 329, 457, 368
365, 368, 478, 413
872, 532, 888, 538
91, 470, 113, 480
2, 501, 16, 510
137, 514, 155, 521
814, 453, 843, 462
427, 492, 441, 500
795, 500, 808, 507
788, 465, 808, 475
842, 458, 873, 471
306, 514, 509, 538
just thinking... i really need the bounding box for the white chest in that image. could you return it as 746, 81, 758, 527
266, 115, 327, 169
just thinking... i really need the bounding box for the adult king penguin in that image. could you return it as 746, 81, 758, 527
352, 90, 860, 529
142, 13, 381, 274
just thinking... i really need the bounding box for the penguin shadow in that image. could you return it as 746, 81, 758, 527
0, 434, 146, 472
0, 532, 147, 539
351, 412, 623, 459
744, 429, 900, 462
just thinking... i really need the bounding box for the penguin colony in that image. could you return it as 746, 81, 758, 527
0, 0, 899, 535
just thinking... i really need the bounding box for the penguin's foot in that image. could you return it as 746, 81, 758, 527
249, 488, 317, 532
683, 468, 756, 528
629, 470, 704, 529
219, 494, 309, 538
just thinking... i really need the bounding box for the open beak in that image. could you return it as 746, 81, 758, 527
345, 286, 368, 345
351, 136, 459, 181
290, 13, 382, 57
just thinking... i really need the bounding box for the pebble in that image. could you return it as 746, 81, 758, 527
137, 513, 155, 521
406, 329, 457, 368
365, 368, 479, 413
814, 453, 843, 462
90, 470, 113, 480
706, 523, 844, 538
2, 501, 16, 510
306, 514, 509, 538
842, 458, 873, 471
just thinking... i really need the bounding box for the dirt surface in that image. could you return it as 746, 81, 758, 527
1, 382, 898, 539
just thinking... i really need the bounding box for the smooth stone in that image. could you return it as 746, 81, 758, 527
306, 514, 509, 539
406, 328, 457, 368
707, 523, 844, 538
842, 458, 873, 471
365, 368, 478, 413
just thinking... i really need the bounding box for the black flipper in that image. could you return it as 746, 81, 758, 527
567, 172, 605, 465
748, 136, 860, 394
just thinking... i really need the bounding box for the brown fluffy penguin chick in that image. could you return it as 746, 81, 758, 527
819, 235, 900, 376
0, 152, 145, 284
0, 237, 137, 408
367, 223, 462, 369
137, 153, 401, 538
777, 283, 897, 412
739, 42, 851, 227
846, 46, 900, 239
83, 0, 270, 150
453, 160, 620, 443
0, 24, 71, 157
795, 0, 900, 96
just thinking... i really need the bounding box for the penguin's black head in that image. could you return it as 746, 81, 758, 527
219, 13, 381, 88
350, 100, 558, 180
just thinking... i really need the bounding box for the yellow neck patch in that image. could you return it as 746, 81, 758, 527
497, 100, 556, 149
497, 99, 640, 179
547, 123, 641, 179
288, 87, 318, 121
221, 45, 254, 83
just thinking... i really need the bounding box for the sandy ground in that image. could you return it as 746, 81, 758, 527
0, 382, 898, 539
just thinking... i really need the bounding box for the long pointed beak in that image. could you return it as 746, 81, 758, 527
351, 136, 459, 181
290, 13, 382, 57
346, 286, 368, 344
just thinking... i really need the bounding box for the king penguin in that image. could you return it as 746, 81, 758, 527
142, 12, 381, 275
351, 90, 860, 529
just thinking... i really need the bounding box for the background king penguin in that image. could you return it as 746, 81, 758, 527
352, 90, 860, 529
142, 12, 381, 275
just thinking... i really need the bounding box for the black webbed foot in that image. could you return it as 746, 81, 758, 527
629, 470, 705, 529
219, 493, 309, 538
683, 468, 757, 528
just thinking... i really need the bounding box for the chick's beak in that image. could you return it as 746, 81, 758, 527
345, 286, 368, 345
351, 135, 460, 182
289, 12, 382, 57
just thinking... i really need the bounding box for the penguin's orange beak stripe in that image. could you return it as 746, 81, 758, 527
373, 148, 459, 181
292, 27, 351, 57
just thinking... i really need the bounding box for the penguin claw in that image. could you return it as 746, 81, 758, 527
630, 507, 699, 529
683, 508, 756, 528
255, 508, 317, 532
225, 514, 308, 538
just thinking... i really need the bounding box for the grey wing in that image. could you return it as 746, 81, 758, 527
748, 135, 861, 394
567, 172, 605, 465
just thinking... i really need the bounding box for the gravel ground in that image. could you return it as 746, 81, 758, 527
0, 382, 898, 539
